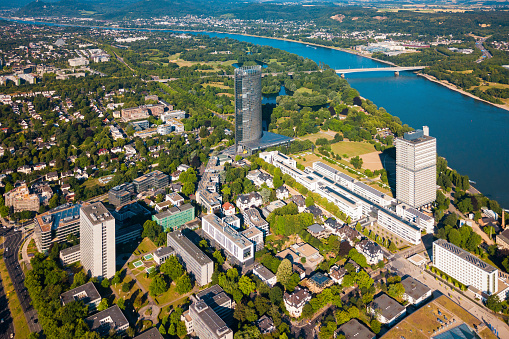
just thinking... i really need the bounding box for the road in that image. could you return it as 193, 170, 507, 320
0, 228, 14, 339
2, 228, 42, 335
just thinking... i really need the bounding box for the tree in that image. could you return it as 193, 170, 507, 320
117, 297, 126, 310
159, 325, 166, 335
176, 274, 192, 294
370, 319, 382, 334
276, 259, 293, 289
448, 229, 462, 247
486, 295, 502, 313
149, 275, 169, 296
71, 271, 87, 288
182, 182, 195, 196
101, 278, 111, 289
160, 255, 184, 281
238, 276, 256, 296
176, 321, 187, 337
305, 196, 314, 207
388, 283, 405, 299
350, 156, 363, 169
213, 250, 225, 265
269, 286, 283, 305
97, 298, 109, 311
142, 220, 162, 242
122, 282, 131, 293
126, 327, 135, 338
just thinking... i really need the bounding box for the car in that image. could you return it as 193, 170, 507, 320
1, 318, 4, 323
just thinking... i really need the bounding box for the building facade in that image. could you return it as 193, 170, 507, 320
80, 202, 116, 279
433, 239, 498, 294
235, 65, 262, 153
34, 203, 81, 253
167, 230, 213, 286
395, 126, 437, 208
152, 203, 195, 231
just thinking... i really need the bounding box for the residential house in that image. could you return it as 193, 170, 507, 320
256, 315, 276, 335
284, 287, 312, 318
236, 192, 263, 211
253, 264, 277, 288
355, 240, 384, 265
329, 265, 347, 285
276, 186, 290, 200
290, 195, 306, 212
222, 202, 236, 216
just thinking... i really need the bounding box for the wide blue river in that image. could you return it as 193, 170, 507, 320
3, 19, 509, 206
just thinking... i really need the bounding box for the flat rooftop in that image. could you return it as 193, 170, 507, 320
243, 208, 268, 227
203, 214, 253, 250
167, 230, 213, 266
434, 239, 497, 273
335, 319, 375, 339
370, 294, 406, 321
85, 305, 128, 333
191, 300, 232, 337
60, 281, 100, 305
401, 276, 432, 301
81, 202, 114, 225
35, 203, 81, 233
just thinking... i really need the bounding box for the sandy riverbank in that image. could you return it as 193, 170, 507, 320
417, 73, 509, 112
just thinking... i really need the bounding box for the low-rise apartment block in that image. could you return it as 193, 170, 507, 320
377, 209, 422, 245
152, 203, 195, 231
4, 182, 39, 212
202, 214, 254, 267
401, 276, 432, 306
85, 305, 129, 336
59, 244, 81, 266
243, 207, 269, 236
368, 293, 406, 325
60, 282, 101, 312
253, 264, 277, 287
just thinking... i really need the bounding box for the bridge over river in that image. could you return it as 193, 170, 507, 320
335, 66, 426, 77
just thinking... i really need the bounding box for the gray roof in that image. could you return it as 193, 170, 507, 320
167, 230, 213, 266
191, 300, 232, 337
134, 328, 164, 339
85, 305, 128, 334
369, 294, 406, 321
401, 276, 432, 301
81, 202, 114, 225
60, 282, 100, 305
497, 229, 509, 245
354, 181, 385, 199
434, 239, 497, 273
256, 315, 276, 334
196, 284, 231, 308
254, 264, 276, 281
154, 203, 193, 219
154, 246, 175, 258
243, 208, 268, 227
307, 223, 326, 234
335, 319, 375, 339
60, 244, 80, 257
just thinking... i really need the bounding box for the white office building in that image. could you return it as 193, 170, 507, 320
395, 126, 436, 208
433, 239, 498, 295
377, 209, 422, 245
395, 203, 434, 234
202, 214, 254, 267
80, 202, 116, 279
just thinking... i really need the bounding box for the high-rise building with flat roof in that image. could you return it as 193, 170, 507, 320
80, 202, 116, 279
235, 66, 262, 152
395, 126, 436, 208
234, 67, 292, 154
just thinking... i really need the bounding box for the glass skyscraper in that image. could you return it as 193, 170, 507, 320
235, 65, 262, 153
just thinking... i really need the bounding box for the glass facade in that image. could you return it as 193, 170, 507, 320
235, 65, 262, 152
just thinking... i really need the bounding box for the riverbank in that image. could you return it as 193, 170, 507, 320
417, 73, 509, 112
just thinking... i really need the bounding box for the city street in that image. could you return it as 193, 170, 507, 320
389, 256, 508, 338
0, 228, 14, 339
2, 228, 41, 335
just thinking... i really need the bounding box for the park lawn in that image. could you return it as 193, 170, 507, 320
154, 283, 180, 306
434, 296, 481, 328
203, 82, 231, 89
295, 87, 313, 94
330, 141, 376, 158
297, 131, 334, 144
479, 327, 498, 339
135, 271, 153, 293
135, 238, 157, 255
217, 92, 233, 97
112, 277, 139, 301
0, 250, 31, 339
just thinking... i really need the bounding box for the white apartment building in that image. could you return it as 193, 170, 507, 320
433, 239, 498, 294
377, 209, 422, 245
202, 214, 254, 267
395, 126, 436, 208
80, 202, 116, 279
284, 287, 312, 318
316, 185, 363, 221
395, 203, 434, 234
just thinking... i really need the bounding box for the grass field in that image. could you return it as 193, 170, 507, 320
295, 87, 313, 94
27, 239, 38, 256
203, 82, 231, 89
330, 141, 376, 158
0, 250, 30, 339
134, 238, 157, 256
297, 131, 334, 144
479, 327, 499, 339
434, 296, 480, 328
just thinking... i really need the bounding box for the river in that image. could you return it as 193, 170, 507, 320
3, 19, 509, 207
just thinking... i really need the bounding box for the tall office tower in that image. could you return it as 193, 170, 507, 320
395, 126, 437, 208
80, 202, 116, 279
235, 65, 262, 153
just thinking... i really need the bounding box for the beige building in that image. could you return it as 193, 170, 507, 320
4, 182, 40, 212
121, 104, 165, 121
